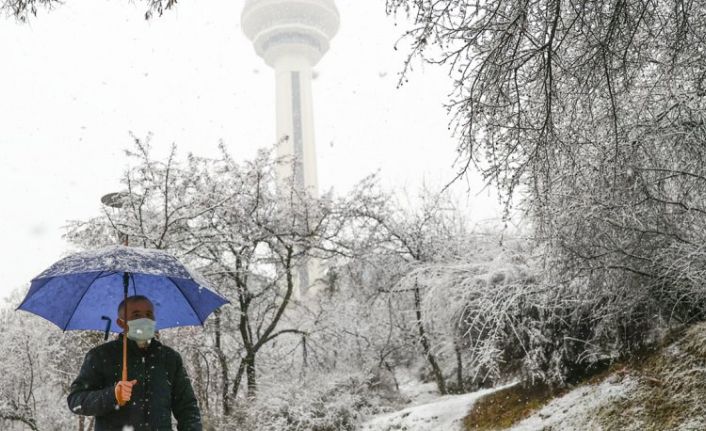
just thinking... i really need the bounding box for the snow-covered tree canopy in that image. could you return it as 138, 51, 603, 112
2, 0, 176, 20
388, 0, 706, 204
389, 0, 706, 385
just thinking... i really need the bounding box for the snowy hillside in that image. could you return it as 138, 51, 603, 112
362, 323, 706, 431
508, 323, 706, 430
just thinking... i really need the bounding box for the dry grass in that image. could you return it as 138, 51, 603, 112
463, 360, 622, 430
462, 383, 563, 430
597, 324, 706, 430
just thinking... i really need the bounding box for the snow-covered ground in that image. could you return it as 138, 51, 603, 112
360, 371, 515, 431
359, 369, 636, 431
509, 376, 637, 430
359, 387, 498, 431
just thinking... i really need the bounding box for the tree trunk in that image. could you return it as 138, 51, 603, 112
214, 311, 231, 416
218, 351, 230, 415
245, 353, 257, 398
302, 334, 308, 369
414, 283, 447, 395
232, 357, 247, 401
232, 350, 257, 400
455, 339, 464, 393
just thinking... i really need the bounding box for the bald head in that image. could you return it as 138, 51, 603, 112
117, 295, 155, 322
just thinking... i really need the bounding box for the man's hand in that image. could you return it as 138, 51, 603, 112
115, 380, 138, 406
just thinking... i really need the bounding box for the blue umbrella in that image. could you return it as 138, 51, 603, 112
17, 245, 229, 380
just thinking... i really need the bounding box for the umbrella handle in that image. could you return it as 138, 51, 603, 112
122, 333, 128, 381
122, 272, 129, 382
101, 316, 112, 341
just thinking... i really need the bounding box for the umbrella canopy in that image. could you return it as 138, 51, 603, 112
18, 245, 229, 333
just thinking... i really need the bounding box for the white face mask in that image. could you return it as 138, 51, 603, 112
127, 318, 156, 341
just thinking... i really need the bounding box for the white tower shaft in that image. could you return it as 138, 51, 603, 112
274, 56, 319, 196
242, 0, 339, 295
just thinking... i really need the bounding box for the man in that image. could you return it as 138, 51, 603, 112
67, 295, 202, 431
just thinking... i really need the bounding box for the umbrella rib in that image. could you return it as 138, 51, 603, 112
97, 271, 118, 280
129, 272, 137, 296
63, 271, 105, 331
166, 277, 204, 325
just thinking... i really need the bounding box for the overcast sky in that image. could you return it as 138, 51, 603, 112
0, 0, 503, 303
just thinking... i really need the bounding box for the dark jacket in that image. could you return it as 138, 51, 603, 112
67, 335, 202, 431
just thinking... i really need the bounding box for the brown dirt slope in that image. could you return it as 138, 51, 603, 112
598, 323, 706, 430
464, 322, 706, 430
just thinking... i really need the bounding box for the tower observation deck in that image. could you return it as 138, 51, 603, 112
242, 0, 340, 196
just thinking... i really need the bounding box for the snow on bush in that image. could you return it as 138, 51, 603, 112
397, 235, 669, 389
230, 371, 403, 431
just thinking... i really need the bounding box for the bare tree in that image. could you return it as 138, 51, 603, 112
351, 187, 473, 394
66, 137, 378, 417
0, 292, 94, 431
